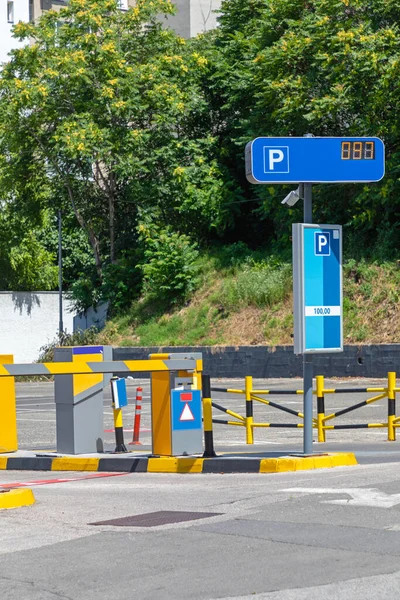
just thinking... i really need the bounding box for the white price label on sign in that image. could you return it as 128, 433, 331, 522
305, 306, 341, 317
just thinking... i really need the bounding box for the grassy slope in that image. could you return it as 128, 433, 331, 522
98, 252, 400, 348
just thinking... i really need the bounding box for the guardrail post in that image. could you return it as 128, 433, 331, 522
316, 375, 326, 443
245, 376, 254, 444
388, 371, 396, 442
202, 374, 216, 457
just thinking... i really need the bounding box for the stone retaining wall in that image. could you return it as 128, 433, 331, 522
113, 345, 400, 379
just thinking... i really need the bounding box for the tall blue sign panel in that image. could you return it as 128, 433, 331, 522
293, 224, 343, 354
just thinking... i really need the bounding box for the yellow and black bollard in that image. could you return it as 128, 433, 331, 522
202, 374, 216, 457
316, 375, 326, 442
245, 376, 254, 444
111, 377, 128, 453
388, 371, 396, 442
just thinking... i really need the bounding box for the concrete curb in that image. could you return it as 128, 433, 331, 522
0, 453, 357, 474
0, 488, 36, 509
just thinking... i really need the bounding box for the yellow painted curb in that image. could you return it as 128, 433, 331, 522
51, 458, 100, 471
330, 452, 358, 467
259, 453, 357, 473
148, 457, 204, 473
0, 488, 35, 510
0, 457, 8, 470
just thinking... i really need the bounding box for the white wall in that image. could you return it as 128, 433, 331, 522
0, 292, 76, 363
0, 0, 30, 65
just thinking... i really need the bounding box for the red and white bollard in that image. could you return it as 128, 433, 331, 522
129, 387, 142, 445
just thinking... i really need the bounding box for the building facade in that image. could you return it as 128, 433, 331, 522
1, 1, 30, 64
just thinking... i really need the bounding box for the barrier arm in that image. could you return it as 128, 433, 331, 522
0, 358, 197, 377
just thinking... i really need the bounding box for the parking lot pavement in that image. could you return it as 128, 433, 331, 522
2, 460, 400, 599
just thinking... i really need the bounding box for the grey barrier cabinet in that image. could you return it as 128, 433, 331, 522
150, 352, 203, 457
54, 345, 112, 454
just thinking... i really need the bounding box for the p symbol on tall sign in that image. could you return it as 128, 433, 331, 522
315, 231, 330, 256
264, 146, 289, 174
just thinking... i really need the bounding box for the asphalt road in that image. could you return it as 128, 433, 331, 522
3, 377, 400, 599
14, 377, 400, 462
2, 461, 400, 599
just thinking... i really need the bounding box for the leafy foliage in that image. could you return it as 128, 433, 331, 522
198, 0, 400, 257
0, 207, 58, 290
139, 226, 200, 305
38, 327, 100, 363
0, 0, 227, 308
1, 0, 400, 333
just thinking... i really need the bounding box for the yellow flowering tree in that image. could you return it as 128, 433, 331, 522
0, 0, 225, 307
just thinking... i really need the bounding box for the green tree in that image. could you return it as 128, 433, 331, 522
201, 0, 400, 257
0, 0, 227, 306
0, 206, 58, 290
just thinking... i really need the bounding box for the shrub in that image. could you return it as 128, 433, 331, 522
38, 327, 99, 363
219, 263, 292, 309
139, 227, 199, 305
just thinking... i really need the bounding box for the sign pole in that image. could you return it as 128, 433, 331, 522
245, 134, 385, 456
303, 182, 313, 455
58, 209, 63, 336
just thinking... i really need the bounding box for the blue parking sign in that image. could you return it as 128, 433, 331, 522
245, 137, 385, 183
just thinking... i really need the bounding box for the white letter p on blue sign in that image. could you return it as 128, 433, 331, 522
263, 146, 289, 174
315, 232, 330, 256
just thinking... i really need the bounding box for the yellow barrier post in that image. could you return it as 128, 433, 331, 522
388, 371, 396, 442
245, 376, 254, 444
0, 355, 18, 453
316, 375, 326, 443
202, 374, 216, 457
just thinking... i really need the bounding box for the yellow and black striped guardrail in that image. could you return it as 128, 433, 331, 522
210, 372, 399, 444
211, 376, 308, 445
316, 372, 399, 442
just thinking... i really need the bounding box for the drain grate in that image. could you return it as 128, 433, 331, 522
90, 510, 222, 527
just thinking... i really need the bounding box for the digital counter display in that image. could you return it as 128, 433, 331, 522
341, 141, 375, 160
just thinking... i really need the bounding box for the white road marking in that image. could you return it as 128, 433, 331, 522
283, 487, 400, 508
16, 418, 56, 422
17, 409, 56, 413
17, 402, 54, 406
219, 440, 283, 445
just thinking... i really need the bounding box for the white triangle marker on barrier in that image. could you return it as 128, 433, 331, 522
180, 403, 195, 421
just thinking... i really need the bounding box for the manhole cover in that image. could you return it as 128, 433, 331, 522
90, 510, 222, 527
